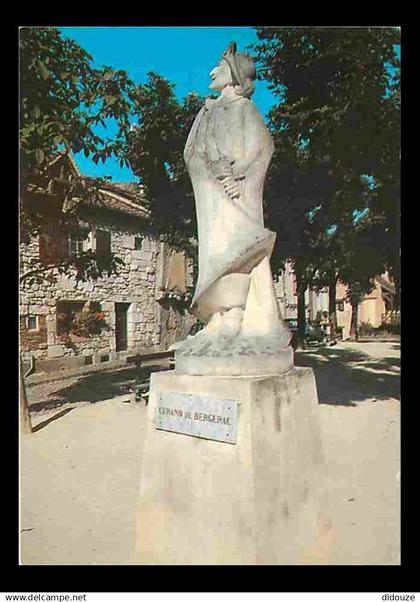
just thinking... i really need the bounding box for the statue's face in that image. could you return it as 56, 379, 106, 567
209, 59, 233, 91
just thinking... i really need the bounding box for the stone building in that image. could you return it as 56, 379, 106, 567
274, 261, 396, 339
274, 262, 326, 322
335, 275, 396, 339
20, 154, 195, 371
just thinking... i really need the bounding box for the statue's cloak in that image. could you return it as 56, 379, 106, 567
184, 94, 275, 323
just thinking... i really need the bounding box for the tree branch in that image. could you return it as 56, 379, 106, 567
20, 263, 62, 284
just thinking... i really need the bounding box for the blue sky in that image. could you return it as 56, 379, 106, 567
59, 26, 276, 182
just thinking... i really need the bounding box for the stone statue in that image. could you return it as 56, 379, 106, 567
176, 42, 293, 376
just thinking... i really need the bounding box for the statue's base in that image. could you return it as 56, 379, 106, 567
175, 334, 294, 376
133, 368, 333, 565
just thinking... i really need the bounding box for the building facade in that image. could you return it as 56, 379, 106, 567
20, 156, 195, 370
274, 261, 396, 339
274, 263, 329, 322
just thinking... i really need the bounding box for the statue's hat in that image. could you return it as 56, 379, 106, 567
222, 42, 256, 97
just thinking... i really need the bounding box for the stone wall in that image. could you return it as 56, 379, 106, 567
159, 304, 197, 349
20, 315, 47, 353
19, 215, 192, 363
155, 243, 197, 348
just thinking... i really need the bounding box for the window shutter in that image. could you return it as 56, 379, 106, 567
291, 273, 297, 296
38, 235, 49, 264
96, 230, 111, 257
39, 232, 68, 264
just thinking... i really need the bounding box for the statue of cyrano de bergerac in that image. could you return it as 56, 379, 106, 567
176, 42, 293, 376
135, 46, 329, 569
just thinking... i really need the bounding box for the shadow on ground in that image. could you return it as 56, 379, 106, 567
295, 344, 400, 406
28, 345, 400, 412
28, 364, 172, 413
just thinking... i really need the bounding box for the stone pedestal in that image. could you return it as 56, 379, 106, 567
175, 334, 294, 376
133, 368, 332, 565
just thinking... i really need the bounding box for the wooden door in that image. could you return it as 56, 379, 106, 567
115, 303, 130, 351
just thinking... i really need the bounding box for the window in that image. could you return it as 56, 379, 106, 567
337, 301, 345, 312
26, 315, 38, 330
56, 301, 86, 335
134, 237, 143, 250
68, 233, 86, 257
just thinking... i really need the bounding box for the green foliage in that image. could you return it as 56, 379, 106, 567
20, 248, 124, 286
126, 73, 204, 255
255, 27, 399, 176
358, 321, 375, 337
252, 27, 400, 327
345, 278, 375, 306
72, 308, 109, 337
57, 305, 109, 339
358, 320, 400, 337
377, 321, 400, 335
19, 27, 137, 285
19, 28, 202, 284
250, 28, 400, 348
19, 27, 136, 178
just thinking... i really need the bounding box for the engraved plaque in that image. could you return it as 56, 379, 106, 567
154, 391, 238, 444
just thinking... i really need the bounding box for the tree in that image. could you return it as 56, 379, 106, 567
252, 27, 400, 343
340, 216, 387, 340
19, 27, 139, 432
261, 125, 342, 347
19, 358, 32, 434
19, 29, 205, 431
345, 280, 375, 340
20, 27, 136, 181
126, 73, 204, 256
308, 228, 348, 341
308, 204, 380, 341
19, 27, 139, 280
19, 25, 139, 250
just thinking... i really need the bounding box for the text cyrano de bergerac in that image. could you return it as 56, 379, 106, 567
158, 406, 231, 425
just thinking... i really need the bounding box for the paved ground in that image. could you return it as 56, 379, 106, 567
20, 341, 400, 565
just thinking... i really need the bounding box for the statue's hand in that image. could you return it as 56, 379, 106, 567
222, 176, 241, 200
211, 158, 242, 199
231, 159, 247, 181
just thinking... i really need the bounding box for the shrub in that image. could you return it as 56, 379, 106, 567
72, 309, 108, 337
358, 321, 375, 336
377, 321, 400, 335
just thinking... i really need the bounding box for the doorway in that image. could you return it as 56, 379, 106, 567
115, 303, 130, 352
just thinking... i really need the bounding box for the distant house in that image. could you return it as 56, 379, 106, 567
20, 154, 195, 371
336, 275, 396, 339
274, 261, 397, 339
274, 263, 329, 322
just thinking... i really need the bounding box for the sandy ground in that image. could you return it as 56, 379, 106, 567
20, 341, 400, 565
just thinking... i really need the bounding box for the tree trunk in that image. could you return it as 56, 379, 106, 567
296, 274, 307, 350
393, 267, 400, 312
328, 277, 338, 340
349, 302, 358, 341
20, 354, 32, 434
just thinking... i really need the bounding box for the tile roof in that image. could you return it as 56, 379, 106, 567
92, 186, 149, 219
24, 153, 149, 220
